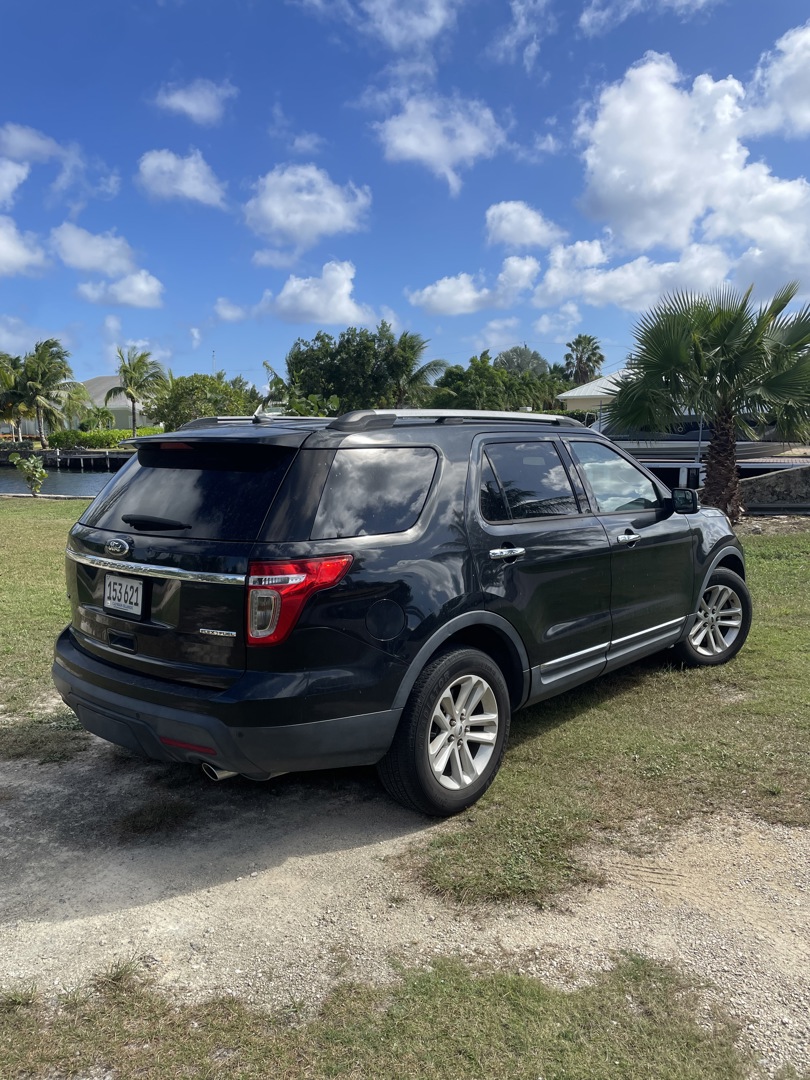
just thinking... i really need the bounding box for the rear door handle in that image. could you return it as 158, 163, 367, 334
616, 532, 641, 545
489, 547, 526, 560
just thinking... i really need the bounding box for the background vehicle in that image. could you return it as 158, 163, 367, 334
53, 409, 751, 816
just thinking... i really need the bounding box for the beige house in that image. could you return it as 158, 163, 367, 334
83, 376, 151, 429
556, 370, 626, 420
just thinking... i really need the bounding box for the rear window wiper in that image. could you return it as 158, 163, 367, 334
121, 515, 192, 531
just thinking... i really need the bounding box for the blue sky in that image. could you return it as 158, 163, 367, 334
2, 0, 809, 388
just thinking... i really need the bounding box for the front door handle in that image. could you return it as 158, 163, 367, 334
616, 532, 641, 545
489, 547, 526, 560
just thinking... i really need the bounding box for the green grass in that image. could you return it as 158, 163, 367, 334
0, 499, 90, 757
0, 954, 758, 1080
416, 529, 810, 904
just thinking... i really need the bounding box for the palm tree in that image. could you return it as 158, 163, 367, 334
607, 283, 810, 523
84, 405, 116, 430
563, 334, 605, 385
105, 346, 167, 436
387, 331, 448, 407
19, 340, 81, 447
0, 353, 24, 440
493, 344, 549, 377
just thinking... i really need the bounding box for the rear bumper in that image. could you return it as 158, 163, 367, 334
53, 628, 402, 778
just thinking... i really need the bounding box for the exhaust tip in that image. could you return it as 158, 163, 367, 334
201, 762, 239, 782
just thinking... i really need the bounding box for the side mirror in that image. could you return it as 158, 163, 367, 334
671, 487, 699, 514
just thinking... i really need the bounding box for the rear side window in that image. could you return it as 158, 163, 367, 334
482, 441, 579, 521
81, 442, 296, 541
312, 447, 437, 539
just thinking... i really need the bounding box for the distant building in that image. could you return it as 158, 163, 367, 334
83, 376, 151, 429
556, 371, 626, 419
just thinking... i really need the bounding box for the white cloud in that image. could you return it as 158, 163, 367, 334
137, 149, 227, 208
577, 46, 810, 289
579, 0, 718, 36
0, 215, 46, 276
486, 201, 565, 249
490, 0, 554, 73
533, 301, 581, 341
408, 256, 540, 314
216, 261, 375, 325
78, 270, 164, 308
0, 314, 54, 354
0, 122, 63, 163
375, 94, 507, 194
244, 163, 371, 259
746, 22, 810, 138
295, 0, 464, 52
154, 78, 239, 125
274, 260, 375, 323
190, 327, 202, 349
533, 241, 731, 311
214, 297, 248, 322
51, 222, 136, 277
473, 317, 521, 354
0, 123, 118, 208
0, 160, 30, 209
268, 104, 327, 156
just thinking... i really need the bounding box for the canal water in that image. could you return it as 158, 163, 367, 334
0, 468, 112, 497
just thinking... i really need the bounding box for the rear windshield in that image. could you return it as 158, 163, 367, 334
80, 441, 296, 541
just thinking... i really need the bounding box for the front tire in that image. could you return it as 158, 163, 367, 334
675, 568, 752, 667
378, 647, 511, 816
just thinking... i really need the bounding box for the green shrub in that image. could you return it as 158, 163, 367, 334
9, 453, 48, 496
47, 427, 162, 450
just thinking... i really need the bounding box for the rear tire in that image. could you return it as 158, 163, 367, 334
674, 568, 752, 667
378, 647, 511, 816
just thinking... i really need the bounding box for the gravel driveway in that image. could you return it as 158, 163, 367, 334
1, 739, 808, 1078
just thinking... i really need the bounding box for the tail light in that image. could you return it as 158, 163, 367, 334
247, 555, 353, 645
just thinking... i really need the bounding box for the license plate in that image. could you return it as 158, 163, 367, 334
104, 574, 143, 616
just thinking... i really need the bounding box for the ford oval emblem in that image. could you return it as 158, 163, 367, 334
105, 537, 131, 558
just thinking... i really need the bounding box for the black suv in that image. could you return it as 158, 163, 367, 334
53, 409, 751, 815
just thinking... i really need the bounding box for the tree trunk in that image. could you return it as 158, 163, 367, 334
36, 405, 48, 449
702, 407, 743, 524
131, 399, 137, 437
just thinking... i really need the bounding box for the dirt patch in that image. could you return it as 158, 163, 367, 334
735, 513, 810, 537
1, 741, 808, 1077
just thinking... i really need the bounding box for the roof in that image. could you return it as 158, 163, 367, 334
83, 375, 145, 409
556, 370, 626, 403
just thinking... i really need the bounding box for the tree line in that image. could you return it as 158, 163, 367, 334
3, 283, 810, 522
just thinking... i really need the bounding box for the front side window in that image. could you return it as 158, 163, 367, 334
312, 447, 437, 539
568, 441, 662, 513
481, 441, 579, 522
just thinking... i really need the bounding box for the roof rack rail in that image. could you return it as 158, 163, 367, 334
327, 408, 585, 432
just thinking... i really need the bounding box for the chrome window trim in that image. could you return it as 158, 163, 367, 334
66, 547, 246, 586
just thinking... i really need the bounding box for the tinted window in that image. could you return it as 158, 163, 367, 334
81, 441, 296, 541
480, 453, 508, 522
568, 441, 662, 513
312, 447, 437, 539
483, 442, 579, 521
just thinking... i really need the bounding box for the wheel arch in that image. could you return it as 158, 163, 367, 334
392, 613, 530, 714
699, 546, 746, 596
